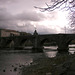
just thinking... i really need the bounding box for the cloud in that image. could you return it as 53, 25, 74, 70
0, 6, 61, 34
16, 11, 45, 21
36, 25, 57, 34
0, 0, 16, 3
17, 22, 35, 33
0, 8, 15, 21
17, 21, 58, 34
0, 0, 69, 34
0, 7, 18, 30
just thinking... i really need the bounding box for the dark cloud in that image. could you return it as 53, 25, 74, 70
0, 7, 35, 32
16, 11, 45, 21
0, 0, 10, 3
0, 0, 16, 3
0, 20, 18, 30
0, 8, 15, 21
0, 7, 18, 30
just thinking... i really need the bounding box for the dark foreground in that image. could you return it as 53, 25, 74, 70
20, 53, 75, 75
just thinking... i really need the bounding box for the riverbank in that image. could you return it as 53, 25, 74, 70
21, 53, 75, 75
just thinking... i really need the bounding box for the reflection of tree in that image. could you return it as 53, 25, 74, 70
34, 0, 75, 30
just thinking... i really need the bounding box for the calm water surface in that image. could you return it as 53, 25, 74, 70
0, 45, 75, 75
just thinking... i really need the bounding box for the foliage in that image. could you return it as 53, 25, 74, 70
21, 54, 75, 75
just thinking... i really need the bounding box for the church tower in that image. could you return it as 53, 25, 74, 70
33, 29, 38, 35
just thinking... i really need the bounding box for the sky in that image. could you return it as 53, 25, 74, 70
0, 0, 72, 34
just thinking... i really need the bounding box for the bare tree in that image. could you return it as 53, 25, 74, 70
34, 0, 75, 31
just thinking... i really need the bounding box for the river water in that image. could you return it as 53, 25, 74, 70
0, 45, 75, 75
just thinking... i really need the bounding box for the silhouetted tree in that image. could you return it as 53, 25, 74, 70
34, 0, 75, 31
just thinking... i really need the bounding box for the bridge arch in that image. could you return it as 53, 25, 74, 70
20, 39, 27, 46
40, 38, 50, 46
19, 38, 33, 47
4, 39, 15, 49
40, 38, 57, 49
66, 39, 75, 45
40, 38, 57, 45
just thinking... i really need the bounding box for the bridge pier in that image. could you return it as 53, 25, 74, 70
56, 35, 70, 54
57, 48, 69, 53
32, 47, 43, 53
57, 45, 69, 54
32, 30, 43, 53
32, 36, 43, 52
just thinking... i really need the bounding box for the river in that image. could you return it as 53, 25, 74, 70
0, 45, 75, 75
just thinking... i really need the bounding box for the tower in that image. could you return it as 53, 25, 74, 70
32, 30, 43, 52
33, 29, 38, 35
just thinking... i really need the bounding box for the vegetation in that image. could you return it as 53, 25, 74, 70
20, 32, 32, 35
21, 54, 75, 75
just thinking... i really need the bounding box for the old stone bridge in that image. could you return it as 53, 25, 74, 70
0, 30, 75, 53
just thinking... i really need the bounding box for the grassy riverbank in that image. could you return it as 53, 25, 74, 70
21, 53, 75, 75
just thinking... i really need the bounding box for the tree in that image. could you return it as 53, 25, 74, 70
34, 0, 75, 32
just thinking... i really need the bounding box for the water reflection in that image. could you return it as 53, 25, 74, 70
0, 45, 75, 75
44, 45, 75, 58
44, 46, 58, 50
44, 51, 58, 58
69, 45, 75, 54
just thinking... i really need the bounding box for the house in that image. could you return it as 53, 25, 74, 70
0, 29, 20, 37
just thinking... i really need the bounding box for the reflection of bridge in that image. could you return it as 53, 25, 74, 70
0, 30, 75, 53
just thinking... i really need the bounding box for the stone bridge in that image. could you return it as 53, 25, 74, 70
0, 30, 75, 53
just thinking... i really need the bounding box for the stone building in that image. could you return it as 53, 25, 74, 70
0, 29, 20, 37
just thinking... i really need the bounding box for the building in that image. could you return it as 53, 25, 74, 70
0, 29, 32, 37
0, 29, 20, 37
